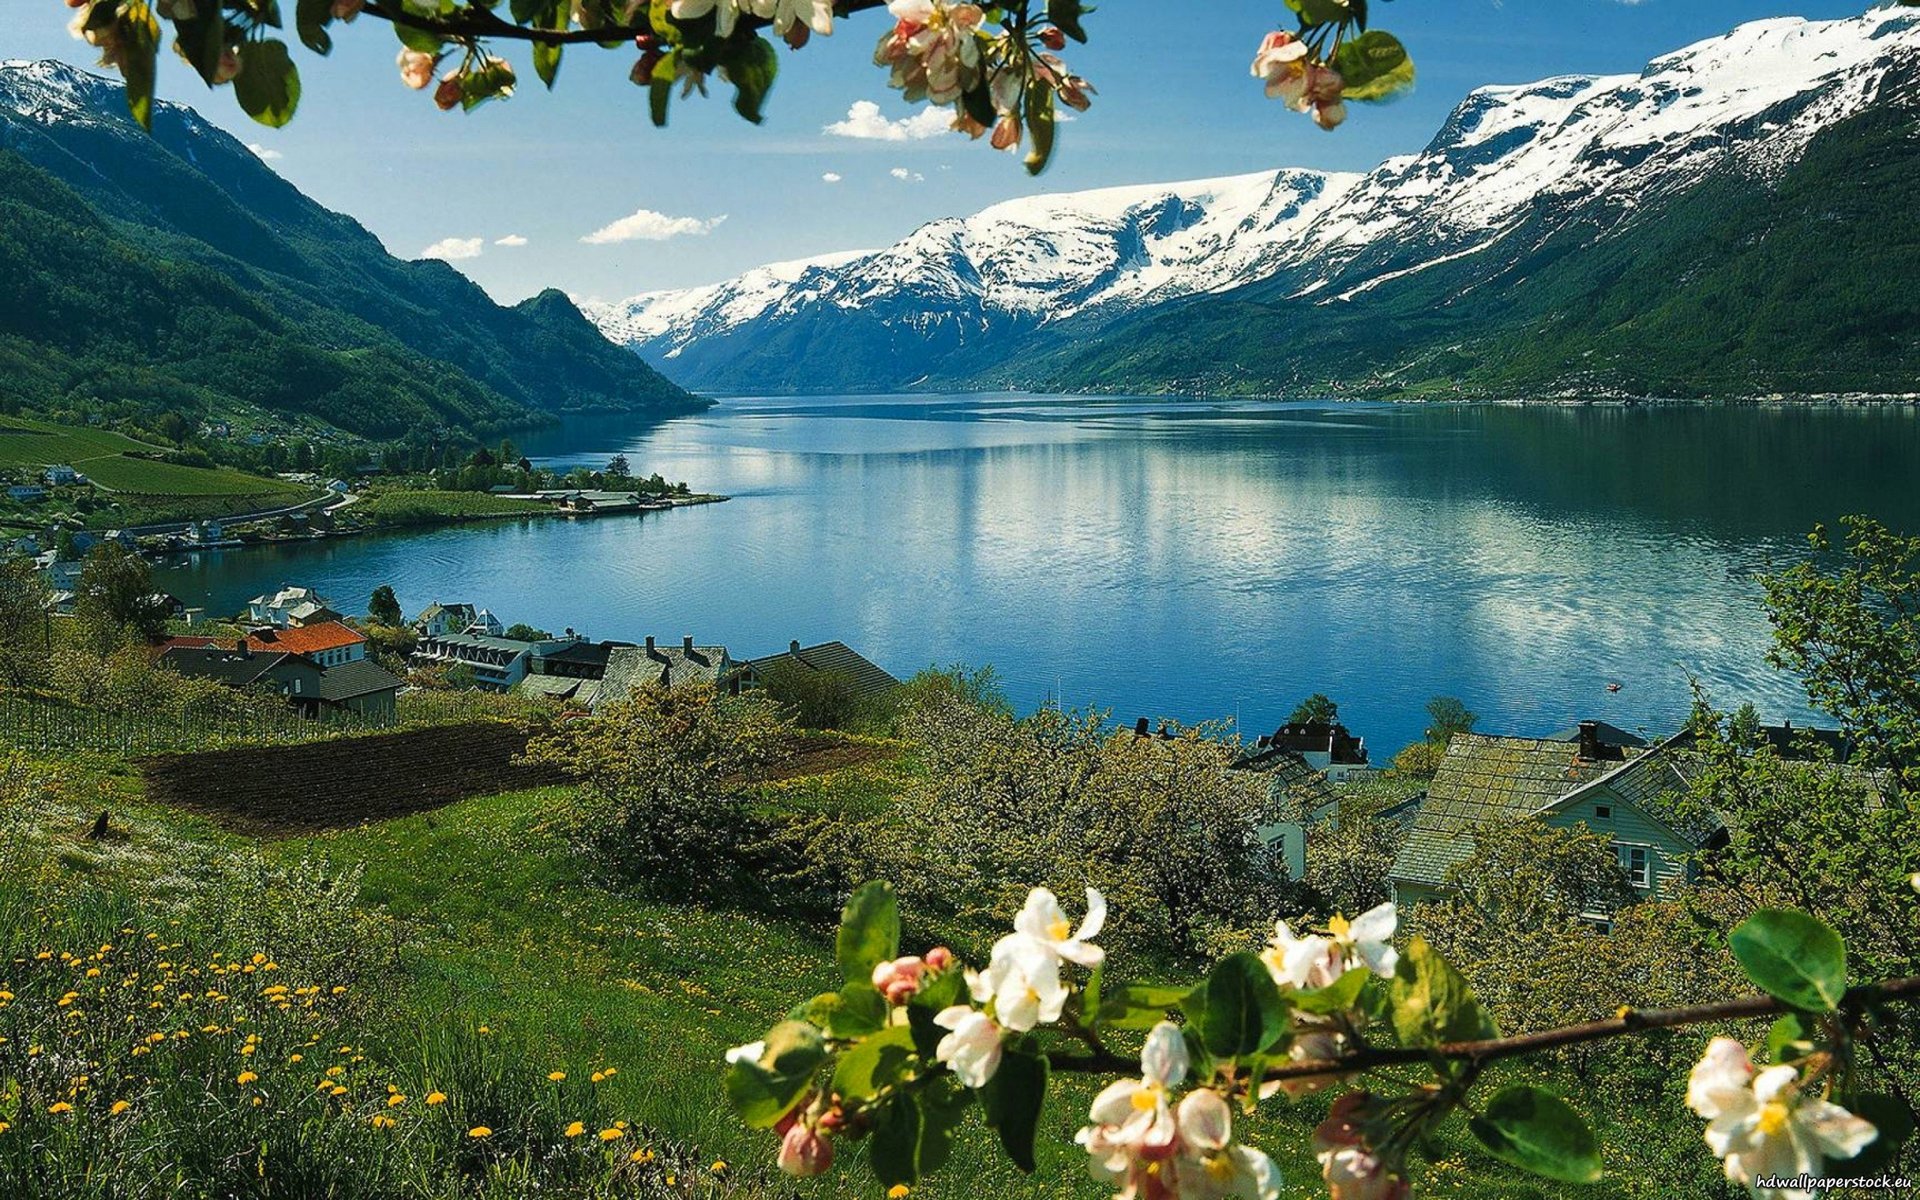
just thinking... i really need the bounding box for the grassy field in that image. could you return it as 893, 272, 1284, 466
352, 490, 552, 529
0, 417, 300, 500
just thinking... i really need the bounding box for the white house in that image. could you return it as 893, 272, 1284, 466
247, 585, 335, 628
43, 466, 80, 487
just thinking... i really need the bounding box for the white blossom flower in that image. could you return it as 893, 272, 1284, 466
873, 0, 986, 106
1261, 904, 1397, 991
1013, 887, 1107, 968
396, 48, 437, 91
932, 1006, 1002, 1087
969, 932, 1066, 1031
1172, 1088, 1283, 1200
1686, 1038, 1878, 1199
770, 0, 832, 38
670, 0, 773, 39
724, 1040, 765, 1065
1076, 1022, 1188, 1187
1251, 31, 1309, 106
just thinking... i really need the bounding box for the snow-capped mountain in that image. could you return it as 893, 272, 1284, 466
585, 7, 1920, 396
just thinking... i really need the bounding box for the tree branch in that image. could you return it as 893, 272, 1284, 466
1045, 976, 1920, 1084
357, 0, 894, 46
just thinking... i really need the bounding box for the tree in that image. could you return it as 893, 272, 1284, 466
604, 454, 633, 482
72, 543, 167, 653
63, 1, 1418, 179
502, 622, 552, 642
757, 659, 860, 731
1424, 695, 1476, 743
367, 584, 403, 628
1288, 693, 1339, 725
1761, 516, 1920, 789
0, 560, 49, 686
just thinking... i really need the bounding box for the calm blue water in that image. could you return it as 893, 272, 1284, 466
156, 396, 1920, 755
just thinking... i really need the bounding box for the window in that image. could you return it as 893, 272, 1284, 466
1594, 805, 1612, 820
1616, 844, 1650, 889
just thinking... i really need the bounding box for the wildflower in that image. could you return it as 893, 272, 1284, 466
370, 1113, 396, 1129
599, 1127, 623, 1142
548, 1071, 567, 1082
669, 0, 760, 38
770, 0, 833, 45
426, 1091, 447, 1106
110, 1100, 131, 1115
48, 1102, 73, 1114
398, 49, 438, 93
711, 1160, 728, 1173
1075, 1022, 1187, 1180
777, 1120, 834, 1176
288, 1053, 303, 1063
0, 1121, 9, 1134
888, 1187, 911, 1199
236, 1071, 258, 1085
933, 1006, 1003, 1087
387, 1094, 406, 1108
469, 1126, 493, 1139
591, 1071, 606, 1084
632, 1147, 655, 1163
563, 1120, 586, 1137
1687, 1038, 1877, 1198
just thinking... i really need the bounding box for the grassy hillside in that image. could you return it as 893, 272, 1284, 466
351, 490, 551, 529
0, 417, 303, 500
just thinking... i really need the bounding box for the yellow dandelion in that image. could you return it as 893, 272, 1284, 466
591, 1071, 605, 1084
468, 1126, 493, 1139
565, 1121, 586, 1138
388, 1094, 407, 1108
476, 1025, 491, 1035
425, 1091, 447, 1106
331, 986, 347, 995
288, 1053, 303, 1063
666, 1175, 676, 1187
110, 1100, 131, 1116
547, 1071, 566, 1082
598, 1127, 623, 1142
0, 1121, 10, 1135
888, 1186, 911, 1199
370, 1114, 396, 1130
630, 1148, 651, 1163
251, 1096, 263, 1107
711, 1160, 728, 1173
236, 1071, 258, 1085
47, 1102, 73, 1115
329, 1086, 348, 1098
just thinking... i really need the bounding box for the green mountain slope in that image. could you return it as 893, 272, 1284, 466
0, 61, 703, 440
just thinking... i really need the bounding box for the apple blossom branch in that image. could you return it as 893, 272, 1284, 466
1044, 974, 1920, 1084
357, 0, 893, 44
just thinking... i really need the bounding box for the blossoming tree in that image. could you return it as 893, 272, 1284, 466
59, 0, 1416, 173
724, 881, 1920, 1200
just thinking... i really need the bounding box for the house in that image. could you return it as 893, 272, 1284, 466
1232, 736, 1340, 879
159, 644, 400, 720
529, 637, 630, 682
8, 485, 45, 503
469, 608, 506, 637
241, 620, 367, 668
595, 637, 734, 706
43, 465, 80, 486
1254, 720, 1373, 783
1548, 720, 1648, 751
413, 601, 478, 638
247, 586, 335, 628
326, 479, 351, 494
9, 536, 38, 557
411, 631, 564, 691
739, 640, 902, 700
1388, 722, 1724, 913
304, 658, 402, 721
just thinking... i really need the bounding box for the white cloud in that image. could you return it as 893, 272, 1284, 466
890, 168, 925, 183
420, 236, 485, 262
246, 143, 283, 161
821, 172, 843, 184
580, 209, 728, 245
824, 100, 952, 141
494, 234, 529, 247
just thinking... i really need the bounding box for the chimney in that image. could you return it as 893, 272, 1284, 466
791, 640, 802, 655
645, 635, 656, 658
683, 635, 694, 654
1578, 720, 1601, 761
1134, 717, 1150, 738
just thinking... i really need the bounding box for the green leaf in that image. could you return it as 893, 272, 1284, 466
870, 1092, 926, 1188
294, 0, 334, 55
171, 15, 229, 87
1766, 1013, 1811, 1063
1468, 1085, 1605, 1185
1097, 982, 1190, 1030
917, 1081, 974, 1176
791, 986, 887, 1040
836, 882, 900, 988
1391, 937, 1497, 1048
1081, 961, 1103, 1023
648, 53, 674, 126
1184, 952, 1290, 1059
1333, 30, 1415, 103
727, 35, 778, 125
721, 1021, 824, 1129
234, 40, 301, 128
1046, 0, 1088, 42
534, 42, 563, 88
958, 80, 995, 130
392, 21, 445, 54
1023, 80, 1056, 177
832, 1025, 918, 1101
1729, 909, 1848, 1013
1288, 0, 1353, 28
117, 10, 162, 131
1294, 966, 1370, 1015
906, 968, 965, 1060
980, 1039, 1048, 1172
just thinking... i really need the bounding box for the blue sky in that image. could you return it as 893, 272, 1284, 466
4, 0, 1877, 302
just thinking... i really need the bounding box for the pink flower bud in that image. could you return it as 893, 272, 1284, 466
397, 49, 436, 91
925, 947, 953, 971
1038, 27, 1066, 51
433, 75, 463, 112
776, 1123, 833, 1177
870, 960, 897, 991
884, 977, 919, 1005
991, 114, 1021, 150
783, 19, 811, 50
330, 0, 363, 20
214, 46, 241, 85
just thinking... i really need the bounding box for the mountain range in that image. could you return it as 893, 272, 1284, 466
585, 9, 1920, 400
0, 59, 702, 443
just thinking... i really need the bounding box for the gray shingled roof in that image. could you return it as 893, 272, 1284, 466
598, 643, 731, 703
1389, 735, 1627, 890
748, 642, 901, 700
1233, 745, 1337, 822
160, 646, 299, 688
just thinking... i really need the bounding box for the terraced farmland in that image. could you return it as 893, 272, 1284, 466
0, 417, 301, 499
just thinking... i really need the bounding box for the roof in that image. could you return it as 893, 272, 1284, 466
1260, 721, 1369, 766
311, 659, 403, 702
1389, 734, 1636, 890
515, 675, 601, 704
250, 585, 326, 609
1547, 720, 1650, 750
534, 640, 631, 670
415, 601, 477, 624
598, 642, 732, 701
747, 641, 901, 699
1232, 745, 1337, 821
160, 646, 305, 688
243, 621, 366, 657
419, 632, 535, 655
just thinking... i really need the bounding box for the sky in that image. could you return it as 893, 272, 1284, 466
2, 0, 1880, 303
